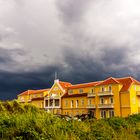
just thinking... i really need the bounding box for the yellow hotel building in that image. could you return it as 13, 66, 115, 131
17, 76, 140, 119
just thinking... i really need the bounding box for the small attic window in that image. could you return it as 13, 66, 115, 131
79, 89, 83, 93
69, 90, 73, 94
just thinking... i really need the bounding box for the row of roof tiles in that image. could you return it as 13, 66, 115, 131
18, 77, 140, 96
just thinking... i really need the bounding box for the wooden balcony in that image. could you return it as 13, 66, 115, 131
98, 91, 114, 96
87, 105, 96, 109
136, 91, 140, 96
87, 92, 96, 97
98, 103, 114, 108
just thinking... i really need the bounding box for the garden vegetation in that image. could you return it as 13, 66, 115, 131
0, 100, 140, 140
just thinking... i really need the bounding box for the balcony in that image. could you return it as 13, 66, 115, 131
45, 106, 61, 109
98, 103, 114, 108
87, 105, 96, 109
136, 91, 140, 96
98, 91, 114, 96
87, 92, 96, 97
49, 94, 60, 99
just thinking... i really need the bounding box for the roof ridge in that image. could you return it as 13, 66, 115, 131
70, 81, 100, 86
116, 76, 133, 80
96, 77, 120, 86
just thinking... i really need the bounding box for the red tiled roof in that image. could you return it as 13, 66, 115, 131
18, 90, 35, 96
68, 81, 100, 89
18, 89, 50, 96
96, 77, 119, 86
59, 81, 72, 89
116, 77, 140, 92
32, 89, 50, 94
62, 93, 87, 98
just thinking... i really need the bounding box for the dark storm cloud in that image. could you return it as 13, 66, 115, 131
56, 0, 92, 23
61, 48, 133, 83
1, 0, 140, 100
0, 64, 61, 100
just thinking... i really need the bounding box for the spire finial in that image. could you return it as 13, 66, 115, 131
55, 71, 57, 80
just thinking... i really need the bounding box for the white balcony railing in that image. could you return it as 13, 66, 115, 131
87, 105, 96, 109
98, 91, 114, 96
87, 92, 96, 97
45, 106, 61, 109
98, 104, 114, 108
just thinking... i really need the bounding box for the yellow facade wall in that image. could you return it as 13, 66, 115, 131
62, 96, 88, 116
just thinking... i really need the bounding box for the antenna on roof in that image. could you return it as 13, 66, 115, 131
55, 71, 57, 80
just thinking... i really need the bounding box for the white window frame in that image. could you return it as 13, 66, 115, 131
100, 110, 106, 118
71, 100, 74, 108
109, 110, 114, 118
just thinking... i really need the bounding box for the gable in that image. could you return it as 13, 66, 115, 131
96, 77, 119, 86
48, 82, 65, 98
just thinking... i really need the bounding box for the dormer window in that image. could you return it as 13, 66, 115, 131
79, 89, 83, 93
69, 90, 73, 94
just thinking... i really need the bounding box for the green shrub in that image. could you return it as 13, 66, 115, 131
0, 101, 139, 140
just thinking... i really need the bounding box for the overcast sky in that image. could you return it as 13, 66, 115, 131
1, 0, 140, 100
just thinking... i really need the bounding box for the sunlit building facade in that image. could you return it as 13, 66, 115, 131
17, 76, 140, 119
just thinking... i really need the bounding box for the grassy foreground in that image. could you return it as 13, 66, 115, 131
0, 101, 140, 140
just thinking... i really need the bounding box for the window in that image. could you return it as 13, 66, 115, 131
88, 99, 92, 105
91, 88, 94, 93
50, 99, 53, 106
45, 100, 48, 107
109, 86, 112, 92
79, 89, 83, 93
65, 100, 68, 107
101, 86, 104, 92
34, 94, 37, 98
100, 98, 104, 104
55, 99, 59, 106
71, 100, 74, 108
132, 97, 136, 105
40, 93, 43, 97
69, 90, 73, 94
100, 110, 106, 119
76, 100, 79, 108
110, 97, 114, 104
76, 111, 79, 115
81, 99, 84, 106
109, 110, 114, 118
20, 96, 24, 101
